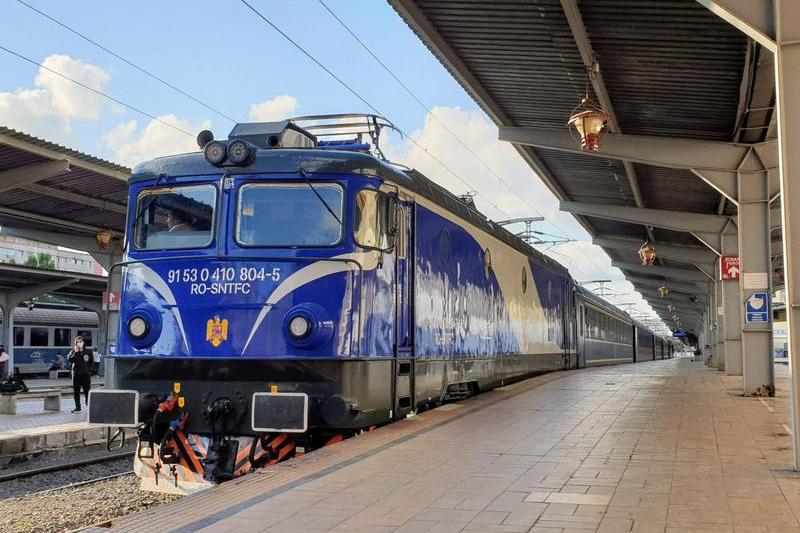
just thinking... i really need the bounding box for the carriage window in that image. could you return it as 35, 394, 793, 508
354, 189, 390, 249
237, 183, 343, 246
30, 327, 48, 347
54, 328, 72, 347
78, 330, 94, 347
134, 184, 216, 250
13, 327, 24, 347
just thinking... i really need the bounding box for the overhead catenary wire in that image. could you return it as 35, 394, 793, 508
314, 0, 612, 279
14, 0, 239, 125
239, 1, 596, 269
238, 0, 508, 218
0, 45, 195, 139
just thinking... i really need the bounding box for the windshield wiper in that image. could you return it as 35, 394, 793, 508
298, 169, 342, 227
131, 172, 167, 231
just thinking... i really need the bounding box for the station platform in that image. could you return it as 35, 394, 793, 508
88, 357, 800, 533
0, 376, 104, 460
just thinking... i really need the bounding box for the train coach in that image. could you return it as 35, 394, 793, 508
89, 115, 673, 494
6, 305, 99, 375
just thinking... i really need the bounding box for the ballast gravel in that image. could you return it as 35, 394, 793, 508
0, 472, 181, 533
0, 458, 133, 500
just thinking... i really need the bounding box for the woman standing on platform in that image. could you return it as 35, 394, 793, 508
68, 335, 93, 413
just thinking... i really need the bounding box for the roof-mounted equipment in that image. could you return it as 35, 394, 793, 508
228, 121, 317, 149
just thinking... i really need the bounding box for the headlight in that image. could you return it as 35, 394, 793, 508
288, 315, 311, 339
227, 139, 255, 166
203, 140, 227, 166
128, 316, 149, 339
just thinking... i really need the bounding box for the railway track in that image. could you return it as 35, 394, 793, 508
28, 470, 134, 496
0, 450, 134, 483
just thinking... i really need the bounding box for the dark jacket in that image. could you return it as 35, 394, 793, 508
68, 349, 94, 376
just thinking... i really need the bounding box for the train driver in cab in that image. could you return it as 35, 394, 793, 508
166, 209, 193, 232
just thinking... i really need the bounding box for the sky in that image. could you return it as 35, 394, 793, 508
0, 0, 668, 328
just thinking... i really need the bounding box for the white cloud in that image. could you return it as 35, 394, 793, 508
249, 95, 297, 122
104, 114, 210, 167
0, 54, 111, 145
34, 54, 110, 120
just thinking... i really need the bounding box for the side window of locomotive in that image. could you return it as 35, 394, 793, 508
133, 184, 216, 250
354, 190, 390, 250
237, 183, 343, 246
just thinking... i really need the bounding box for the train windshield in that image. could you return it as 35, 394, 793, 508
236, 183, 343, 246
133, 184, 216, 250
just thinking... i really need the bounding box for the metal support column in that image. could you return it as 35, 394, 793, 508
715, 273, 726, 371
0, 303, 9, 377
721, 230, 743, 375
738, 151, 774, 395
775, 0, 800, 469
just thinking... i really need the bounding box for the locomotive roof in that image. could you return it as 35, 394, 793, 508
130, 149, 411, 184
132, 149, 568, 276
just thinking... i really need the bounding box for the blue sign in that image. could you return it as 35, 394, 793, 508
673, 331, 686, 338
746, 292, 770, 324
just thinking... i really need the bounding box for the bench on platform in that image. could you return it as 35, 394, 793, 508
0, 388, 62, 415
48, 369, 71, 379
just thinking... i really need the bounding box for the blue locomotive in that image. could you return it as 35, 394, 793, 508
90, 114, 673, 493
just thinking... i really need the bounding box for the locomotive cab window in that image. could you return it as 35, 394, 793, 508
354, 189, 394, 250
236, 183, 343, 246
133, 184, 216, 250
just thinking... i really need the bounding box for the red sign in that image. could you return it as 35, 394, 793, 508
102, 290, 120, 311
721, 256, 740, 281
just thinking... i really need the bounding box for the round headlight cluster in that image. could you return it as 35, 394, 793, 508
227, 139, 255, 166
128, 316, 149, 339
203, 140, 227, 167
288, 315, 311, 339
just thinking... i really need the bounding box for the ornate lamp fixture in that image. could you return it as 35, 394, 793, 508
96, 229, 114, 250
667, 303, 675, 313
638, 242, 656, 266
658, 286, 668, 298
567, 63, 609, 152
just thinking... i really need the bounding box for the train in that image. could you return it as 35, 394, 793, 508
5, 306, 99, 375
89, 114, 674, 494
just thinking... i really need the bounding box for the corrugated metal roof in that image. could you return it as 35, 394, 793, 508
389, 0, 770, 330
0, 127, 129, 174
0, 126, 130, 235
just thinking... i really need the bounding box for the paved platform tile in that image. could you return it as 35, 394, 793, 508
104, 358, 800, 533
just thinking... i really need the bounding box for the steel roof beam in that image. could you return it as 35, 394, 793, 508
21, 183, 127, 215
0, 206, 105, 235
0, 131, 129, 182
561, 202, 730, 234
1, 226, 123, 270
646, 300, 703, 316
696, 0, 776, 52
498, 127, 771, 173
499, 127, 780, 206
593, 235, 717, 263
625, 276, 708, 294
612, 261, 711, 283
0, 160, 70, 194
638, 287, 708, 305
